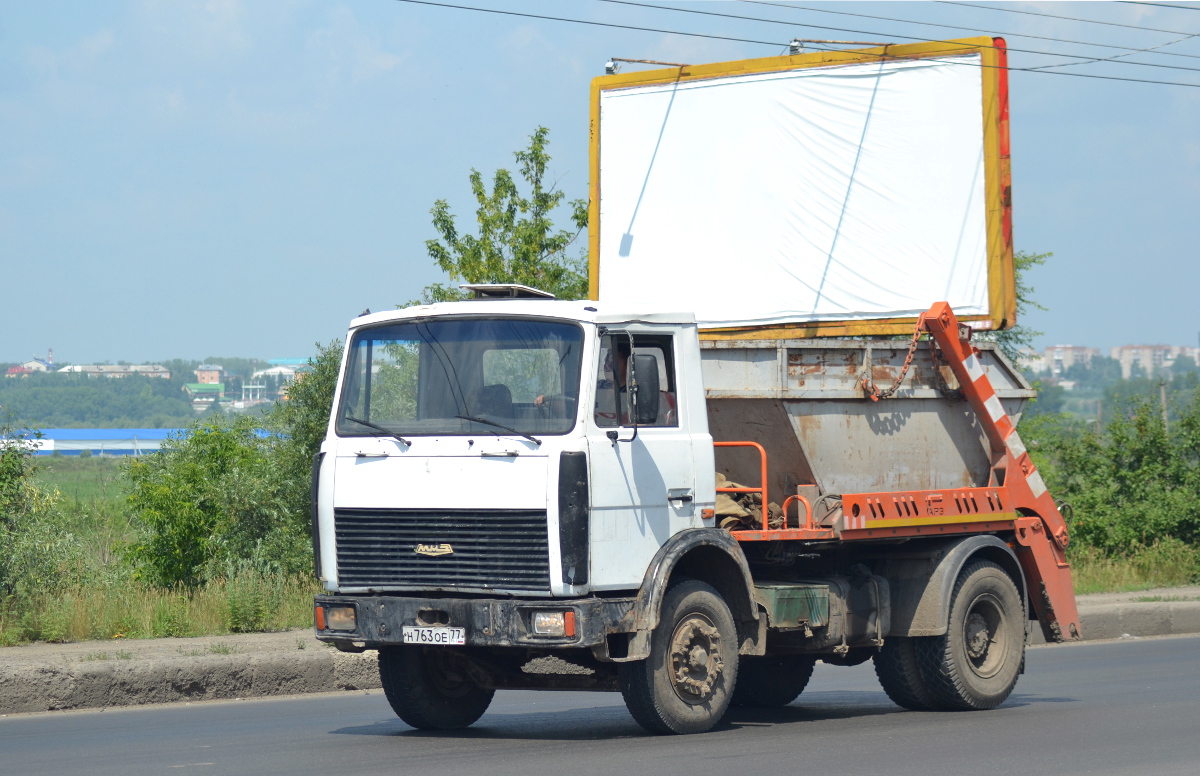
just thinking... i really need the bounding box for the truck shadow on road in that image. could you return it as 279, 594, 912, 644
328, 689, 1073, 741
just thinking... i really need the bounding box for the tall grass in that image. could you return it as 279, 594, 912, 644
34, 455, 127, 503
0, 571, 319, 646
1069, 540, 1200, 595
2, 453, 322, 646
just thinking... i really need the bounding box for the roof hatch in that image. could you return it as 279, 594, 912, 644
460, 284, 556, 300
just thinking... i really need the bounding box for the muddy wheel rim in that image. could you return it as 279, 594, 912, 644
962, 592, 1008, 679
668, 613, 724, 705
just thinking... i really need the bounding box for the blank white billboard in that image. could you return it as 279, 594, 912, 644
595, 51, 1000, 331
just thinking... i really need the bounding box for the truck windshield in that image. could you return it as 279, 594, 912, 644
336, 318, 584, 438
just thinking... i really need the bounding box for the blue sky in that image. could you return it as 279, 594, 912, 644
2, 1, 1198, 363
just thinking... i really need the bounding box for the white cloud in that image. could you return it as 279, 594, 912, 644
165, 88, 187, 114
24, 27, 117, 77
504, 24, 547, 52
307, 5, 405, 86
137, 0, 251, 60
81, 29, 116, 58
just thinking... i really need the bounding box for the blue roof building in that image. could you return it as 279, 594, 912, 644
32, 428, 185, 456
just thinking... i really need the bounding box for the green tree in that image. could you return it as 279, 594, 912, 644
987, 249, 1050, 365
0, 423, 80, 599
418, 126, 589, 303
124, 342, 343, 587
126, 419, 274, 586
1173, 355, 1198, 376
1024, 382, 1065, 418
271, 341, 343, 465
1026, 394, 1200, 553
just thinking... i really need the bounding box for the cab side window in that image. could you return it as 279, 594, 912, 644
594, 334, 678, 428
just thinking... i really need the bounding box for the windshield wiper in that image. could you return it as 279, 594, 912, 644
454, 415, 542, 446
345, 416, 411, 446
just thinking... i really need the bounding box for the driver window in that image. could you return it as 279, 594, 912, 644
594, 334, 677, 428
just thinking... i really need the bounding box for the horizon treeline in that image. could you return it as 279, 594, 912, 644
0, 357, 282, 429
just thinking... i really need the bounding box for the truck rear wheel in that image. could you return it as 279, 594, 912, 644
917, 560, 1024, 710
618, 580, 739, 734
378, 646, 495, 730
874, 637, 937, 711
731, 654, 816, 707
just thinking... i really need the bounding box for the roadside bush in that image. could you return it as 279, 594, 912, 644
1024, 392, 1200, 554
1069, 539, 1199, 594
124, 417, 305, 587
124, 341, 342, 589
1, 424, 84, 602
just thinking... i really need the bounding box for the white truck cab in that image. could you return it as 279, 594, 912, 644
315, 296, 716, 601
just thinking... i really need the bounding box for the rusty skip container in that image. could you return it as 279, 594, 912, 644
700, 338, 1035, 507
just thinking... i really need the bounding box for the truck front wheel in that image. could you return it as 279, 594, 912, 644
378, 646, 495, 730
618, 580, 739, 734
916, 560, 1025, 710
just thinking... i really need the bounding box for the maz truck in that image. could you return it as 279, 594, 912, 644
311, 37, 1082, 735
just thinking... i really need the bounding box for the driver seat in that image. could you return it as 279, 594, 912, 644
475, 384, 514, 418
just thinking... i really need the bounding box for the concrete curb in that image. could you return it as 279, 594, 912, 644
2, 590, 1198, 715
1075, 601, 1200, 641
1029, 585, 1200, 644
0, 642, 382, 715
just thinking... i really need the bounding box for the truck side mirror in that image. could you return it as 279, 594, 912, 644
632, 353, 659, 425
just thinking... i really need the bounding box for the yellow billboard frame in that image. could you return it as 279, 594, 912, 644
587, 37, 1015, 339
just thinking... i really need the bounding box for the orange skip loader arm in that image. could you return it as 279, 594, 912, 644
923, 302, 1081, 641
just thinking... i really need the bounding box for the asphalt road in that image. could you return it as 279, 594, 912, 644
3, 635, 1198, 776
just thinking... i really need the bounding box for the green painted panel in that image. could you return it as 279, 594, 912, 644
754, 582, 829, 628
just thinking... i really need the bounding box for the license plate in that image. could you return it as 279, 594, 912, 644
402, 626, 466, 645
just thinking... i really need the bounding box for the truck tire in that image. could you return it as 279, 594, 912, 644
618, 580, 739, 734
874, 637, 937, 711
916, 560, 1025, 710
731, 654, 816, 707
378, 646, 495, 730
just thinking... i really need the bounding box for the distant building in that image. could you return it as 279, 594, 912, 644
6, 349, 54, 376
6, 351, 51, 377
21, 358, 53, 372
1017, 348, 1046, 375
194, 364, 226, 385
58, 364, 171, 379
253, 365, 299, 383
28, 428, 183, 456
183, 382, 224, 410
1165, 347, 1200, 374
1044, 346, 1100, 377
1110, 345, 1180, 379
256, 359, 313, 399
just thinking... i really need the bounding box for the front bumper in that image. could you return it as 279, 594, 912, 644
314, 594, 637, 649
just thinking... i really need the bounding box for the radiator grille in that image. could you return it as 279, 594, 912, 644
334, 508, 550, 592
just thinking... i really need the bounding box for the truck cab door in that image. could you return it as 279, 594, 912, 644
586, 328, 698, 590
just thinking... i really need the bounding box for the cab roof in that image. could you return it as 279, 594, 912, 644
348, 299, 696, 330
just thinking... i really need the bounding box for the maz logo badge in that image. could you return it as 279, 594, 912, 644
415, 543, 454, 557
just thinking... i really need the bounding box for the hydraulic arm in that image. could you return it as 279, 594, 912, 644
922, 302, 1080, 641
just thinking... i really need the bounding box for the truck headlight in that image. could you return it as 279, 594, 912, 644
532, 610, 576, 637
325, 606, 357, 631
